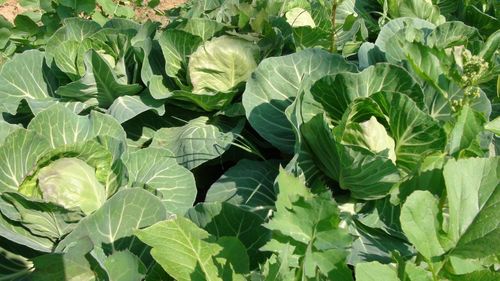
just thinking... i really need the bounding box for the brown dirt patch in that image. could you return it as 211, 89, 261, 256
0, 0, 25, 22
134, 0, 186, 26
0, 0, 186, 23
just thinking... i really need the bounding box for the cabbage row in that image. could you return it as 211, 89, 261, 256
0, 0, 499, 280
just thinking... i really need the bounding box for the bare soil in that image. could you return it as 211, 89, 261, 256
134, 0, 186, 25
0, 0, 186, 23
0, 0, 24, 22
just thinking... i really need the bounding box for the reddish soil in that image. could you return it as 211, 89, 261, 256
0, 0, 186, 23
135, 0, 186, 25
0, 0, 24, 22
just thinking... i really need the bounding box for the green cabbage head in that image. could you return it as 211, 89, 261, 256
37, 158, 107, 215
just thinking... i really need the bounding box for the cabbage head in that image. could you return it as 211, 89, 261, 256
37, 158, 106, 215
0, 105, 126, 251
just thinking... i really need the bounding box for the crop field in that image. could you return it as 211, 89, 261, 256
0, 0, 499, 280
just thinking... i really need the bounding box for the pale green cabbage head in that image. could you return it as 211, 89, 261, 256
37, 158, 106, 215
358, 116, 397, 163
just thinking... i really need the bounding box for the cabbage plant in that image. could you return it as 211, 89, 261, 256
0, 105, 197, 279
0, 104, 127, 251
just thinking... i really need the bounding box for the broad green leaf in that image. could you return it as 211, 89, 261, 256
56, 189, 167, 256
355, 261, 399, 281
145, 263, 173, 281
181, 18, 224, 41
0, 120, 21, 146
188, 36, 259, 93
479, 30, 500, 62
447, 270, 500, 281
286, 8, 316, 27
274, 167, 311, 211
103, 18, 141, 31
0, 50, 57, 115
398, 0, 445, 25
27, 105, 126, 148
400, 191, 446, 260
309, 64, 424, 123
122, 147, 196, 215
0, 28, 11, 50
464, 5, 499, 37
140, 37, 176, 100
292, 26, 330, 51
107, 94, 165, 124
0, 192, 83, 241
444, 158, 500, 258
355, 197, 406, 240
358, 42, 386, 69
0, 129, 51, 192
205, 159, 278, 217
104, 250, 147, 281
32, 237, 96, 281
97, 0, 134, 18
385, 34, 444, 83
150, 116, 244, 170
168, 89, 238, 111
187, 202, 271, 268
375, 17, 435, 53
299, 114, 342, 182
336, 144, 400, 200
158, 29, 202, 85
0, 212, 53, 252
485, 116, 500, 135
448, 105, 487, 156
369, 92, 446, 172
135, 217, 223, 281
447, 256, 484, 275
45, 18, 102, 76
404, 262, 433, 281
427, 21, 479, 49
427, 82, 492, 122
348, 220, 414, 265
397, 154, 446, 201
0, 245, 32, 280
213, 236, 249, 275
58, 0, 96, 14
242, 48, 355, 153
56, 51, 143, 108
13, 15, 38, 35
25, 98, 91, 115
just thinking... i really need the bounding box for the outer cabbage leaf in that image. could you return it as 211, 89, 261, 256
308, 63, 424, 124
0, 50, 58, 115
187, 202, 271, 268
56, 50, 143, 108
243, 48, 356, 153
205, 159, 278, 217
122, 147, 196, 215
375, 17, 435, 53
158, 29, 203, 87
45, 18, 104, 79
55, 189, 167, 258
150, 116, 244, 170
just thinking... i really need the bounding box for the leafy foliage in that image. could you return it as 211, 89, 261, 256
0, 0, 498, 280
